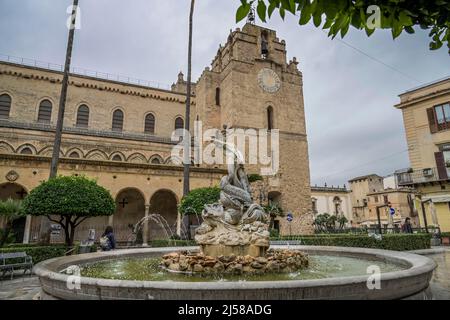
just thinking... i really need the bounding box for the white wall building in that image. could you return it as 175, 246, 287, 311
311, 185, 353, 225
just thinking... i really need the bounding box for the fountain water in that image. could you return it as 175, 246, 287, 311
128, 214, 177, 246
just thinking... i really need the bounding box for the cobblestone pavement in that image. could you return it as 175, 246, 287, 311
0, 249, 449, 300
0, 274, 40, 300
428, 251, 450, 300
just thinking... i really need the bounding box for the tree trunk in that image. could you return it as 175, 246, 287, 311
42, 0, 79, 244
49, 0, 79, 178
182, 0, 195, 240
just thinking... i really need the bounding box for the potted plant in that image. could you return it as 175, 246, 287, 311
441, 232, 450, 246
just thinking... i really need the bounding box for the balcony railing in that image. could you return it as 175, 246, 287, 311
396, 167, 449, 186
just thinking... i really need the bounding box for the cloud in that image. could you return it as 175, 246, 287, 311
0, 0, 448, 186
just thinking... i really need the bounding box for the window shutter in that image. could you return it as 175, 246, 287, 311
427, 107, 437, 133
145, 114, 155, 134
112, 110, 124, 132
76, 105, 89, 128
434, 151, 448, 180
0, 94, 11, 119
38, 100, 52, 123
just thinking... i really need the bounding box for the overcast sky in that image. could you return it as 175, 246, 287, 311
1, 0, 449, 187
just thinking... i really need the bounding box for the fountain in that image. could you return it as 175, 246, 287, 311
161, 140, 308, 275
33, 142, 437, 299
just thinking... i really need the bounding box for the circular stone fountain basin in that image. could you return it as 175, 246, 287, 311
33, 246, 436, 300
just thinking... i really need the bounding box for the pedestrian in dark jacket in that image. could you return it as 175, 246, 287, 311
402, 217, 413, 234
100, 226, 116, 251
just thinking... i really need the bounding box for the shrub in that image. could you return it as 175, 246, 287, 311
272, 234, 432, 251
440, 232, 450, 237
247, 174, 263, 183
150, 239, 197, 247
179, 187, 220, 216
23, 176, 116, 246
0, 245, 68, 264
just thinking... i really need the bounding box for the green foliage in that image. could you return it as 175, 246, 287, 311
0, 199, 25, 220
314, 213, 348, 232
236, 0, 450, 52
0, 245, 68, 264
0, 229, 16, 246
272, 233, 432, 251
247, 173, 263, 183
179, 187, 221, 216
264, 202, 284, 217
440, 232, 450, 237
150, 239, 197, 247
22, 176, 115, 218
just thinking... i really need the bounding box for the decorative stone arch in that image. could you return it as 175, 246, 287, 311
127, 152, 148, 164
38, 146, 64, 157
16, 143, 38, 155
110, 151, 126, 162
148, 189, 179, 240
0, 141, 15, 154
149, 154, 164, 164
113, 187, 147, 242
35, 97, 56, 123
0, 182, 29, 243
85, 149, 109, 161
333, 196, 343, 215
165, 155, 183, 165
65, 147, 85, 159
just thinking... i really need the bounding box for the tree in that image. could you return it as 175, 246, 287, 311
182, 0, 196, 239
264, 202, 284, 230
179, 187, 221, 216
23, 176, 115, 246
337, 215, 348, 229
236, 0, 450, 52
0, 199, 25, 247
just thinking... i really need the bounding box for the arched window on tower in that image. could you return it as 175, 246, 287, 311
76, 105, 89, 128
267, 106, 274, 131
261, 30, 269, 58
0, 94, 11, 119
112, 109, 124, 132
38, 100, 52, 123
215, 87, 221, 106
145, 113, 155, 134
175, 117, 184, 130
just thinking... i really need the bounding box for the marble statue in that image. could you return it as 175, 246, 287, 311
195, 139, 270, 257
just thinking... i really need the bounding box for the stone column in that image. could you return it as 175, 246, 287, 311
142, 205, 150, 246
23, 216, 32, 244
177, 212, 181, 237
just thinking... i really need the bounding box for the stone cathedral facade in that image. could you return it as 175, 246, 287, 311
0, 24, 313, 244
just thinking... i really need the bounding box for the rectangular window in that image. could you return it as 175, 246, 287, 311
429, 103, 450, 133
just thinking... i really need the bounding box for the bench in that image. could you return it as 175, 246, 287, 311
0, 252, 33, 280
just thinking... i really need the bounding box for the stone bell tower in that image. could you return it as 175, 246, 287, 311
195, 23, 313, 235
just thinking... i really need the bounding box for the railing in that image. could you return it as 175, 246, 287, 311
314, 226, 441, 235
0, 53, 172, 91
396, 167, 448, 186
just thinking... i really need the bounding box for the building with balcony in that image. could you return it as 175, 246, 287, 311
394, 77, 450, 232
